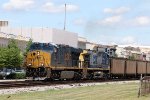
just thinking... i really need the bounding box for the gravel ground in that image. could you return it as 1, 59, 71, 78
0, 80, 139, 95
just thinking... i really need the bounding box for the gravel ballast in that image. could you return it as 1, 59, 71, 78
0, 80, 139, 95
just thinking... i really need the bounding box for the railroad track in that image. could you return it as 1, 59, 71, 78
0, 79, 138, 89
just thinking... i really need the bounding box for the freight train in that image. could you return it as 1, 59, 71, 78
23, 42, 149, 80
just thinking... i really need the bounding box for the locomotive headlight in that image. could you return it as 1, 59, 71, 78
41, 64, 44, 66
37, 51, 40, 55
28, 64, 31, 66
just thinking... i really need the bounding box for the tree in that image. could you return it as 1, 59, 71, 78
0, 39, 24, 69
129, 55, 135, 60
0, 48, 8, 68
5, 39, 23, 68
24, 39, 32, 55
7, 39, 18, 49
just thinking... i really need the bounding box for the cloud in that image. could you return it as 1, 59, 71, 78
133, 16, 150, 26
97, 15, 150, 28
104, 7, 130, 14
73, 18, 86, 25
122, 36, 136, 45
86, 34, 137, 46
101, 15, 122, 25
42, 2, 79, 13
2, 0, 35, 11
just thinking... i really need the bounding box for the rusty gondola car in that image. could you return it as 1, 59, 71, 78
110, 58, 150, 78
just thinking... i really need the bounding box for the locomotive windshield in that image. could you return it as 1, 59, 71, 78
30, 43, 42, 50
30, 43, 55, 52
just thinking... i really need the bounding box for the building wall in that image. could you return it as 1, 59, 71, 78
78, 41, 86, 49
78, 37, 87, 49
0, 37, 27, 52
52, 29, 78, 48
86, 43, 98, 50
116, 45, 150, 61
0, 21, 8, 27
0, 27, 78, 48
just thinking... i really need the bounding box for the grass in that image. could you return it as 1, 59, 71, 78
0, 82, 150, 100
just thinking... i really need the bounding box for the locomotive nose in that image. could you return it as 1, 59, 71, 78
26, 50, 50, 68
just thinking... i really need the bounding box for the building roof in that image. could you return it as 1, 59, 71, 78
118, 45, 150, 49
0, 32, 30, 41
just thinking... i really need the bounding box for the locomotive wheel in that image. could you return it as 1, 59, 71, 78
87, 73, 94, 80
73, 72, 82, 80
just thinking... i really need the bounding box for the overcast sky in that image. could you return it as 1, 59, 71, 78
0, 0, 150, 46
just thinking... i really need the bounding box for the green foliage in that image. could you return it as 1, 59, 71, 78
0, 48, 8, 68
0, 39, 23, 68
129, 55, 135, 60
114, 53, 118, 57
24, 39, 32, 55
7, 39, 18, 49
6, 73, 26, 79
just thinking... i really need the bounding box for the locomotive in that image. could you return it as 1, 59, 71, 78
24, 42, 150, 80
24, 42, 110, 80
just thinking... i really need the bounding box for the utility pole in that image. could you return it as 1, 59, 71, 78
30, 27, 33, 39
64, 4, 66, 30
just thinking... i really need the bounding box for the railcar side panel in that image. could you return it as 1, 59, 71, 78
126, 60, 136, 74
137, 61, 146, 74
111, 59, 125, 74
146, 62, 150, 74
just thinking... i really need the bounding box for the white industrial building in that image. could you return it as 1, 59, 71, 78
0, 32, 29, 51
0, 27, 78, 48
116, 45, 150, 61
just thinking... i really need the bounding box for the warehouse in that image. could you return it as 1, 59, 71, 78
0, 27, 78, 48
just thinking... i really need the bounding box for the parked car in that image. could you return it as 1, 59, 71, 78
14, 69, 25, 74
0, 68, 15, 79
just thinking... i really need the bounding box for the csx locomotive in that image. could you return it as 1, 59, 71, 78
24, 42, 150, 80
24, 42, 110, 80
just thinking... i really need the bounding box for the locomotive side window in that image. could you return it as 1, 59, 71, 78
43, 44, 54, 52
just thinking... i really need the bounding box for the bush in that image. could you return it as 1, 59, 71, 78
6, 73, 26, 79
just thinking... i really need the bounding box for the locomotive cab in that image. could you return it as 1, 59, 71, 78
24, 42, 56, 77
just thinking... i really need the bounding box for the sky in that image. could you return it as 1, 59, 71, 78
0, 0, 150, 46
